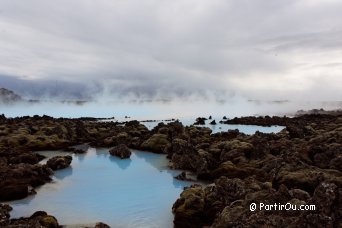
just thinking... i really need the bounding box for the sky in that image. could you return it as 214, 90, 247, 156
0, 0, 341, 101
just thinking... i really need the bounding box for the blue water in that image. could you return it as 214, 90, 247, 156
141, 118, 284, 134
7, 149, 196, 227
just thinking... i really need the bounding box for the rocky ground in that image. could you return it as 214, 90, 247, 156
171, 113, 342, 228
0, 111, 341, 227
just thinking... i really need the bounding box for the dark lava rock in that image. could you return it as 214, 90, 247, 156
125, 120, 140, 127
286, 124, 305, 138
223, 115, 289, 126
39, 215, 59, 228
1, 204, 60, 227
95, 222, 111, 228
211, 161, 269, 181
172, 111, 342, 227
291, 182, 341, 228
194, 117, 207, 125
46, 155, 72, 170
0, 204, 12, 226
0, 185, 29, 201
0, 163, 53, 201
0, 114, 6, 123
8, 152, 41, 165
9, 210, 59, 228
173, 185, 207, 228
140, 134, 170, 153
209, 120, 216, 125
330, 155, 342, 171
109, 144, 131, 159
171, 139, 202, 171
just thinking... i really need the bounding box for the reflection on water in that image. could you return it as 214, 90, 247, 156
75, 154, 86, 163
54, 167, 73, 180
134, 150, 170, 171
109, 156, 132, 170
7, 149, 196, 227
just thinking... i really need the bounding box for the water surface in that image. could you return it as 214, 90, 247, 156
8, 149, 196, 227
141, 118, 284, 134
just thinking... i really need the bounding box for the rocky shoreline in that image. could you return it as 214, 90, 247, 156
0, 111, 341, 227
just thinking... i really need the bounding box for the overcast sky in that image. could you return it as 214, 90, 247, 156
0, 0, 341, 100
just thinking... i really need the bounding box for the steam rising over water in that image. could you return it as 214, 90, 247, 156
1, 99, 341, 120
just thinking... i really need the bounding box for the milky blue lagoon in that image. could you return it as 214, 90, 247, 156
8, 149, 197, 227
141, 118, 284, 135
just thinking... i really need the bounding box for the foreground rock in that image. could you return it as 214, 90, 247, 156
0, 161, 53, 201
109, 144, 131, 159
0, 205, 59, 227
173, 185, 207, 228
171, 111, 342, 227
0, 204, 11, 226
1, 204, 112, 228
211, 181, 341, 228
46, 155, 72, 170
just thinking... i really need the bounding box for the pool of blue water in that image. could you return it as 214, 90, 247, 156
7, 149, 196, 227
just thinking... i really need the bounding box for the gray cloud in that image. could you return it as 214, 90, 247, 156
0, 0, 341, 101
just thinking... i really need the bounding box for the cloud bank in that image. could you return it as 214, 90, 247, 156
0, 0, 341, 100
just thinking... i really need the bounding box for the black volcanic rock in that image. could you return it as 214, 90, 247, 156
0, 162, 53, 201
5, 209, 59, 227
194, 117, 207, 125
1, 202, 108, 227
46, 155, 72, 170
0, 185, 29, 201
95, 222, 111, 228
0, 204, 12, 226
172, 111, 342, 227
0, 114, 5, 123
210, 120, 217, 125
141, 133, 171, 153
109, 144, 131, 159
